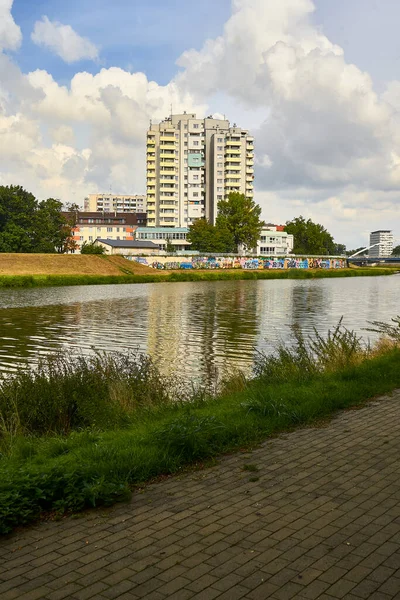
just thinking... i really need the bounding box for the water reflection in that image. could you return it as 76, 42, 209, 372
0, 276, 398, 380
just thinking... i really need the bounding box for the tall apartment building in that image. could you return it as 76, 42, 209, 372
369, 230, 393, 258
146, 113, 254, 227
84, 194, 147, 213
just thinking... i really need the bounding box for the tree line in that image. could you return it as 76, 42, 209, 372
0, 185, 76, 253
188, 193, 343, 255
0, 185, 345, 255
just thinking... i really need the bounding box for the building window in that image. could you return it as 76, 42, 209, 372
217, 179, 223, 184
217, 187, 223, 192
193, 140, 199, 146
217, 162, 223, 167
218, 137, 223, 142
217, 146, 223, 151
107, 227, 113, 232
193, 174, 199, 180
193, 124, 199, 129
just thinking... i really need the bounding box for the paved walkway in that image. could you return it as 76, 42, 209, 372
1, 393, 400, 600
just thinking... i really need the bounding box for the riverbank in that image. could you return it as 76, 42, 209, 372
0, 253, 398, 287
0, 266, 397, 288
1, 319, 399, 533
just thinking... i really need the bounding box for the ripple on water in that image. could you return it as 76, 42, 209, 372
0, 277, 398, 380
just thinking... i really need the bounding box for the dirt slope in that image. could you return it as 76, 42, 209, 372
0, 254, 161, 276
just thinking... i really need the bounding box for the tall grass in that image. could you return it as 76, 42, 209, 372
0, 318, 399, 533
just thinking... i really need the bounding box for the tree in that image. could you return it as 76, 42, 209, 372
0, 185, 75, 253
33, 198, 73, 253
0, 185, 37, 252
285, 216, 336, 255
81, 241, 106, 255
165, 239, 175, 254
215, 192, 263, 250
334, 244, 346, 255
392, 245, 400, 256
187, 218, 235, 253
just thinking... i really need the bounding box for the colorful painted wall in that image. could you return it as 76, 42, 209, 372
133, 256, 347, 270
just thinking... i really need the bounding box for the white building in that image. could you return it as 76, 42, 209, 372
135, 227, 191, 252
146, 113, 254, 228
239, 225, 294, 256
84, 194, 147, 213
369, 230, 393, 258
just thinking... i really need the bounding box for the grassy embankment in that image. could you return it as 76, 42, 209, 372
0, 253, 397, 287
0, 318, 399, 533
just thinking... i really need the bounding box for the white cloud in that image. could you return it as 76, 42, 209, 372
0, 0, 400, 246
31, 16, 99, 63
0, 0, 21, 51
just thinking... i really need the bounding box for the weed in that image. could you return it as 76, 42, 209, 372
0, 320, 399, 532
153, 413, 226, 461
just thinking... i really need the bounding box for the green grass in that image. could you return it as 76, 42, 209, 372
0, 267, 396, 288
0, 319, 399, 533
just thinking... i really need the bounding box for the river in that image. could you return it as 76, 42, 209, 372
0, 276, 398, 380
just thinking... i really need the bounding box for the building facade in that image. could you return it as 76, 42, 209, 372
67, 212, 147, 253
84, 194, 147, 213
246, 225, 294, 256
369, 230, 393, 258
146, 113, 254, 228
135, 227, 191, 252
94, 239, 159, 256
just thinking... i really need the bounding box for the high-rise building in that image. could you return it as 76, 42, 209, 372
84, 194, 147, 213
369, 230, 393, 258
146, 113, 254, 227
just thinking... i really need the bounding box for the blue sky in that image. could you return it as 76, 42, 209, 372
10, 0, 400, 89
11, 0, 232, 84
2, 0, 400, 246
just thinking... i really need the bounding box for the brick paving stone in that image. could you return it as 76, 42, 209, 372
1, 392, 400, 599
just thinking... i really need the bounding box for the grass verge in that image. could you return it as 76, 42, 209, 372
0, 318, 399, 533
0, 267, 396, 288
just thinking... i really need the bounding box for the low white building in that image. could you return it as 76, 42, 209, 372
257, 225, 294, 255
94, 239, 159, 256
135, 227, 191, 251
369, 230, 393, 258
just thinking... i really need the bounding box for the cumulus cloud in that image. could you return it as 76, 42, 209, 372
31, 16, 99, 63
0, 0, 400, 245
0, 0, 21, 51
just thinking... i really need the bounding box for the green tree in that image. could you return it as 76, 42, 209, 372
215, 192, 263, 250
0, 185, 37, 252
81, 241, 106, 255
33, 198, 73, 253
392, 245, 400, 256
0, 186, 75, 253
334, 244, 346, 255
187, 218, 235, 253
285, 216, 336, 255
165, 238, 175, 254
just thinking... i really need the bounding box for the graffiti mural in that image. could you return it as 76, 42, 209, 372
134, 256, 347, 270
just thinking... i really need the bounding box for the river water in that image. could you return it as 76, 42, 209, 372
0, 276, 398, 380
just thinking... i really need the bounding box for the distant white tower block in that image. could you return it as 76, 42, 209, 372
369, 230, 393, 258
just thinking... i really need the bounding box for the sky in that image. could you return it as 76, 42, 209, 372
1, 0, 400, 248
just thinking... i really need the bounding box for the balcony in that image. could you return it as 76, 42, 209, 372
225, 139, 241, 146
